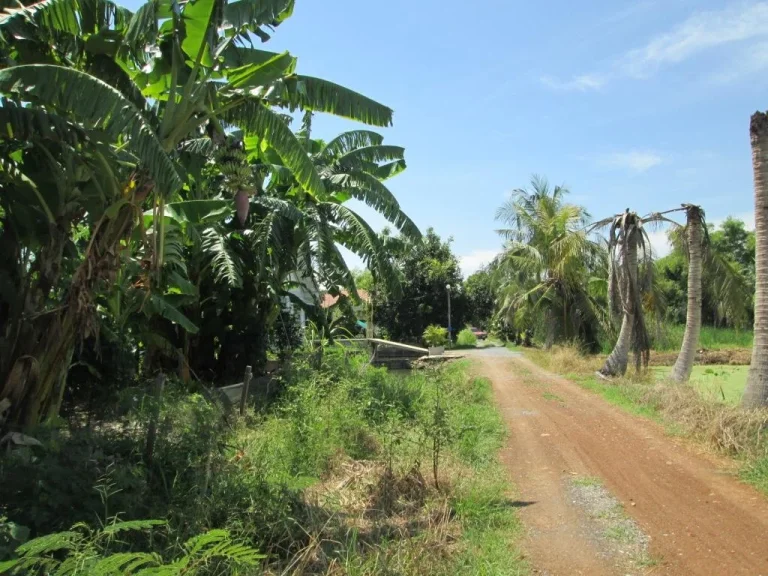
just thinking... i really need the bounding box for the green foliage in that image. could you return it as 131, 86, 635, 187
0, 520, 263, 575
494, 175, 605, 352
423, 325, 449, 347
456, 328, 478, 348
376, 229, 467, 343
464, 268, 496, 330
0, 0, 416, 429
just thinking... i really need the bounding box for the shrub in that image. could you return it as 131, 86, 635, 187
423, 325, 448, 347
456, 328, 477, 348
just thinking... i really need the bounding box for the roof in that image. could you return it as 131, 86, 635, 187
320, 289, 371, 309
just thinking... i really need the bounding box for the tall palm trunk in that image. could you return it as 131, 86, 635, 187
672, 206, 704, 382
743, 112, 768, 407
600, 232, 638, 376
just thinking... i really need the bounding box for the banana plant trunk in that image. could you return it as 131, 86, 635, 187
600, 233, 638, 377
1, 201, 138, 427
671, 208, 704, 382
744, 112, 768, 407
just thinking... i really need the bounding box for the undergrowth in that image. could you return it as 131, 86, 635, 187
525, 346, 768, 496
0, 352, 527, 574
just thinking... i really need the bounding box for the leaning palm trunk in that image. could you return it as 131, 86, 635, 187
744, 112, 768, 407
600, 235, 638, 376
672, 206, 704, 382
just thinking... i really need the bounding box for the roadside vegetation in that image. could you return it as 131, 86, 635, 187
1, 350, 527, 574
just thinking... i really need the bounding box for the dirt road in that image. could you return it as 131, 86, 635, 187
469, 348, 768, 576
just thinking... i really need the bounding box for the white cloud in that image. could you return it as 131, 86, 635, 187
624, 2, 768, 77
540, 73, 606, 92
543, 3, 768, 88
712, 40, 768, 83
459, 249, 499, 278
645, 229, 672, 258
598, 150, 663, 173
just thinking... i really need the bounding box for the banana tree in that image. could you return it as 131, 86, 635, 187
0, 0, 402, 427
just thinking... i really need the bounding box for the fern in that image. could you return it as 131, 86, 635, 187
2, 522, 264, 575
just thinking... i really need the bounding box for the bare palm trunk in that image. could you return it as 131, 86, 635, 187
744, 112, 768, 407
602, 308, 633, 376
600, 232, 638, 377
672, 207, 704, 382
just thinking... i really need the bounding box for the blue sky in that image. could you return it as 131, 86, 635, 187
126, 0, 767, 275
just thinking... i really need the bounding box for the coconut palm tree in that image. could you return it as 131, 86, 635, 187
744, 112, 768, 408
670, 205, 705, 382
494, 176, 604, 350
597, 210, 652, 377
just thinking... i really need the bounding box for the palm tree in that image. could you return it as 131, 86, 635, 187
744, 112, 768, 408
494, 176, 603, 350
597, 210, 652, 377
670, 205, 705, 382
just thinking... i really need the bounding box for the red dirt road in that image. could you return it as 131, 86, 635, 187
473, 350, 768, 576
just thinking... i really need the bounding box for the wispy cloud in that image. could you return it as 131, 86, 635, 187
542, 2, 768, 89
459, 249, 499, 278
598, 151, 663, 173
540, 74, 606, 92
711, 40, 768, 83
624, 2, 768, 77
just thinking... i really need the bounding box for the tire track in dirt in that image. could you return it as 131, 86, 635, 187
472, 350, 768, 576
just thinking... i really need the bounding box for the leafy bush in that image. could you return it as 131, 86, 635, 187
423, 325, 448, 347
456, 328, 478, 347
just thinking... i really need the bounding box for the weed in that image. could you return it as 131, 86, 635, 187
542, 391, 565, 404
603, 524, 635, 544
571, 476, 601, 487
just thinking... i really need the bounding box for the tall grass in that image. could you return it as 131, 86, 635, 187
0, 351, 527, 574
597, 324, 754, 354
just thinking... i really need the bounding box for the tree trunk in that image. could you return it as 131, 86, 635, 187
672, 208, 704, 382
600, 233, 638, 377
744, 112, 768, 407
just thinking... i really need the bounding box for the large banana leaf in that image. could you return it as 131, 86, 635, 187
328, 171, 420, 239
223, 0, 294, 31
276, 76, 393, 127
222, 98, 324, 198
321, 130, 384, 158
181, 0, 215, 67
0, 64, 182, 195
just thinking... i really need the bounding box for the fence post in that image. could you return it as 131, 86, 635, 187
144, 372, 165, 465
239, 365, 253, 416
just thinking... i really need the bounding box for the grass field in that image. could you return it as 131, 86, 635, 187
651, 325, 753, 352
653, 365, 749, 405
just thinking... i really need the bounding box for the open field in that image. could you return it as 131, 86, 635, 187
653, 365, 749, 404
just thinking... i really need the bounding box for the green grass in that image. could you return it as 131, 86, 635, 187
571, 475, 601, 487
653, 365, 749, 404
598, 325, 754, 354
652, 325, 753, 352
571, 375, 661, 420
542, 391, 565, 404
